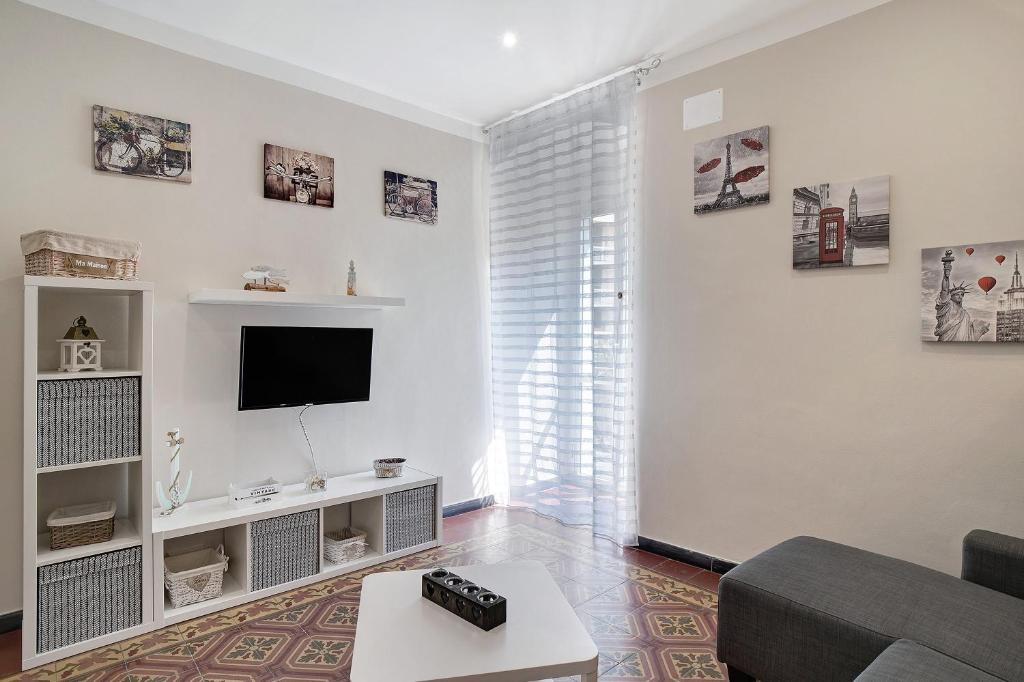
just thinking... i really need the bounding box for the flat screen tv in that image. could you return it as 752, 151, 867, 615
238, 326, 372, 410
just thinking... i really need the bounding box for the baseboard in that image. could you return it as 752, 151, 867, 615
442, 495, 495, 518
0, 610, 21, 634
638, 536, 738, 575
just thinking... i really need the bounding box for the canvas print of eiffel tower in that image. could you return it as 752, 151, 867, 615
694, 125, 769, 214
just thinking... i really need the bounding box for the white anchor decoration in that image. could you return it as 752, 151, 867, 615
156, 427, 193, 516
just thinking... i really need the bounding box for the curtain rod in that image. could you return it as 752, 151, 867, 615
481, 56, 662, 134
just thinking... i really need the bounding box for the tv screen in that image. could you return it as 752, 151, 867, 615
238, 326, 372, 410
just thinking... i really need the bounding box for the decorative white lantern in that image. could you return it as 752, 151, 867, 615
58, 316, 104, 372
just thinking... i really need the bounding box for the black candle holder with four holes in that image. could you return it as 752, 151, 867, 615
421, 568, 507, 631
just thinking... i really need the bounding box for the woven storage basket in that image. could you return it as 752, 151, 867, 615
250, 510, 319, 591
37, 546, 142, 653
385, 485, 436, 553
21, 230, 140, 280
323, 527, 367, 564
373, 458, 405, 478
37, 376, 141, 469
47, 501, 116, 551
164, 545, 229, 609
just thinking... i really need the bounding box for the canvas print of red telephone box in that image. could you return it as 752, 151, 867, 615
384, 170, 437, 224
264, 144, 335, 207
921, 241, 1024, 343
792, 175, 890, 269
93, 105, 191, 183
694, 125, 769, 214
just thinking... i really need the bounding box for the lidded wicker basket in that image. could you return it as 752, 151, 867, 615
21, 229, 140, 280
47, 501, 116, 550
373, 458, 406, 478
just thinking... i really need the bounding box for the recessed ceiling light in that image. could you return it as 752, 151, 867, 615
502, 31, 518, 48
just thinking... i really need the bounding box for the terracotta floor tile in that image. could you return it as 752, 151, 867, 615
0, 631, 23, 680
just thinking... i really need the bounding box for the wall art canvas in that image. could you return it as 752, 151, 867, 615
921, 240, 1024, 343
93, 105, 191, 183
264, 143, 334, 207
693, 125, 769, 214
384, 170, 438, 224
792, 175, 890, 269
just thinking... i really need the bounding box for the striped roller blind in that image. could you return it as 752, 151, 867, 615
488, 74, 638, 545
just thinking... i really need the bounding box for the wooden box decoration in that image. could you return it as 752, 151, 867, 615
58, 316, 104, 372
421, 568, 507, 631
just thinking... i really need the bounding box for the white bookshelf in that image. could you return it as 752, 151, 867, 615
23, 276, 154, 670
188, 288, 405, 309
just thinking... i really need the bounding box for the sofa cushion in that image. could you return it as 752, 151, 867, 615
718, 537, 1024, 681
855, 640, 1003, 681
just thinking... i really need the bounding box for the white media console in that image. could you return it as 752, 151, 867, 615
152, 468, 443, 628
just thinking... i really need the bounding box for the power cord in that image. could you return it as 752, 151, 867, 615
298, 404, 322, 474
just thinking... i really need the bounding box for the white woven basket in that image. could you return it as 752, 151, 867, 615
164, 545, 229, 608
323, 527, 367, 564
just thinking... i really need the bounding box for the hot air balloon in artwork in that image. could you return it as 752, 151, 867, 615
978, 276, 997, 294
995, 255, 1006, 265
732, 166, 765, 183
965, 247, 974, 255
697, 158, 721, 174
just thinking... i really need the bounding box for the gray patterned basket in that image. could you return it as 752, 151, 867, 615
37, 376, 141, 469
37, 546, 142, 653
250, 511, 319, 591
385, 485, 436, 553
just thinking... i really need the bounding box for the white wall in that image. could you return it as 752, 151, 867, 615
0, 2, 491, 614
637, 0, 1024, 575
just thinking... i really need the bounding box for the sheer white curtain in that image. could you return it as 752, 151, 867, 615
488, 74, 638, 545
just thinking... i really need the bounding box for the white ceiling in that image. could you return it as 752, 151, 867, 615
25, 0, 887, 138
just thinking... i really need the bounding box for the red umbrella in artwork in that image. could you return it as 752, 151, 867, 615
732, 166, 765, 183
978, 276, 997, 294
740, 138, 763, 151
965, 247, 974, 255
995, 255, 1006, 265
697, 158, 721, 174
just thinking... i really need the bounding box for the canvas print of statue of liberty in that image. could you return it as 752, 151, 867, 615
921, 240, 1024, 342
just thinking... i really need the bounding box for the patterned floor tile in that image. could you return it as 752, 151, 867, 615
8, 509, 721, 682
303, 597, 360, 635
121, 652, 203, 682
52, 645, 125, 680
279, 633, 353, 672
653, 645, 726, 680
643, 609, 712, 643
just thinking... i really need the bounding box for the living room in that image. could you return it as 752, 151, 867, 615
0, 0, 1021, 680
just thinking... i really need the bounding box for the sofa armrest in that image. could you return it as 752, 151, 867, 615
962, 529, 1024, 600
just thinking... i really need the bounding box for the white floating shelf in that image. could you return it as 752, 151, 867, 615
36, 518, 141, 566
188, 289, 405, 309
37, 369, 142, 381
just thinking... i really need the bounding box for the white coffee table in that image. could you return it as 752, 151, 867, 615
350, 560, 599, 682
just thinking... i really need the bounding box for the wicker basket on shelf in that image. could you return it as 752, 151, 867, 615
373, 458, 406, 478
47, 501, 116, 550
323, 527, 368, 564
164, 545, 229, 609
21, 229, 140, 280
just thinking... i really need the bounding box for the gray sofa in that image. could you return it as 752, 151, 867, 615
716, 530, 1024, 681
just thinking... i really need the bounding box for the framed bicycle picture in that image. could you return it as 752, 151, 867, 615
384, 170, 437, 224
93, 105, 192, 183
264, 143, 335, 207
